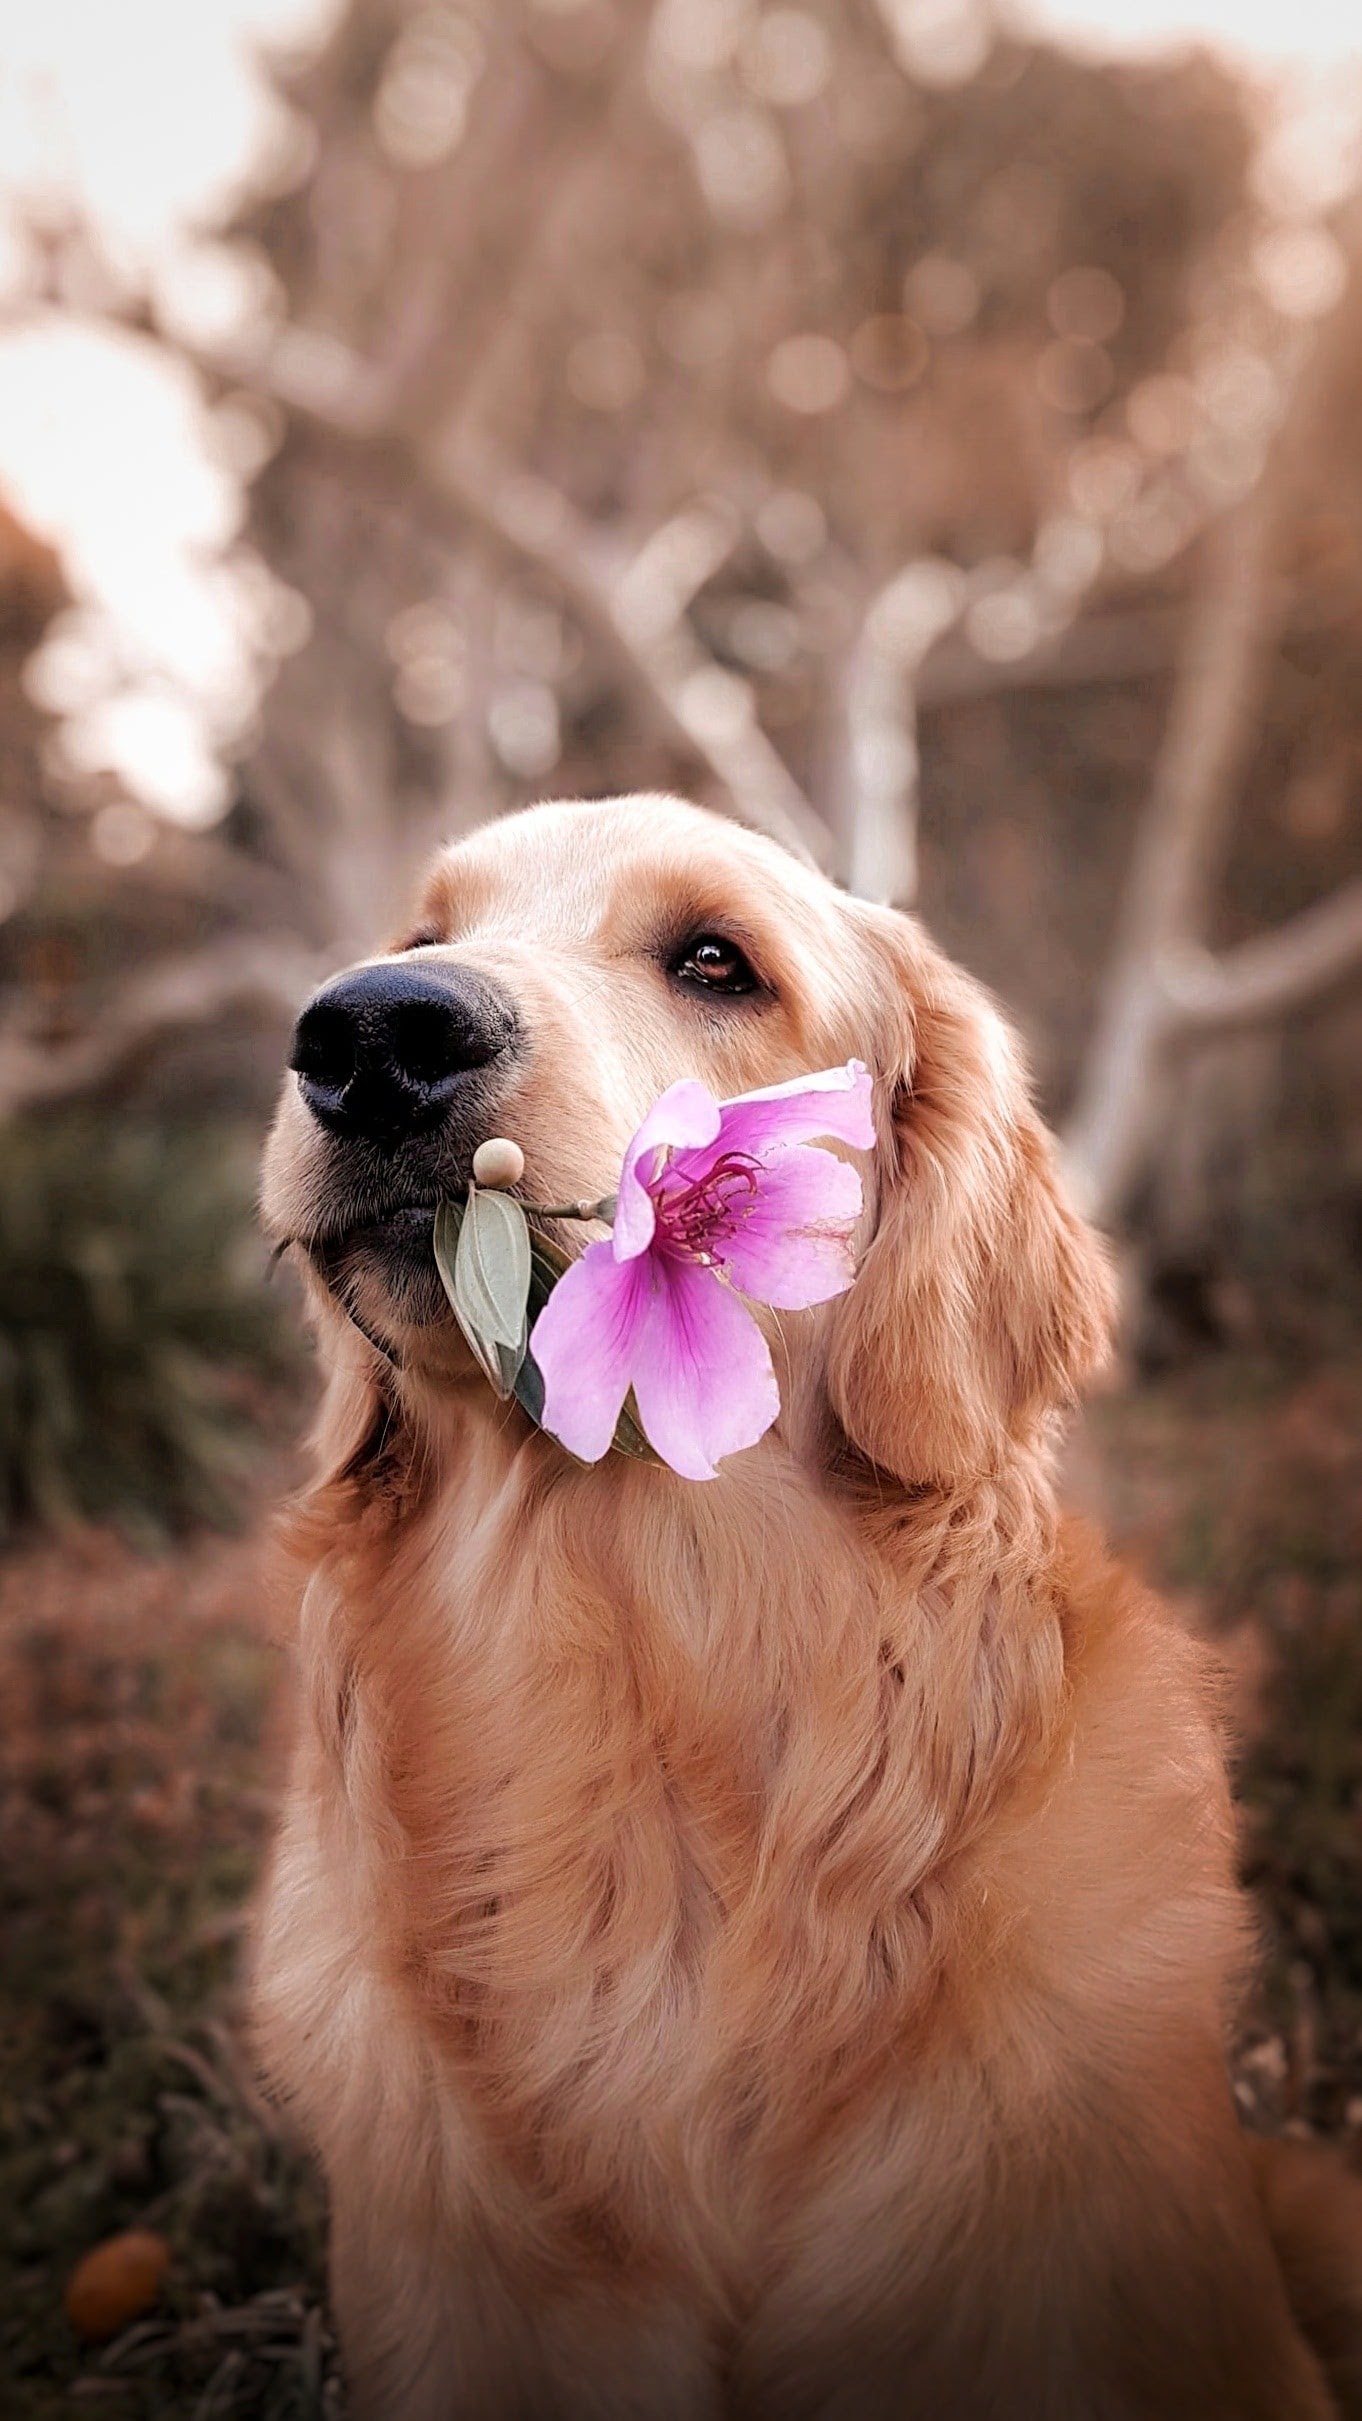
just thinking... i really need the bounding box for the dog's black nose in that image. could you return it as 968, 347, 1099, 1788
290, 961, 517, 1144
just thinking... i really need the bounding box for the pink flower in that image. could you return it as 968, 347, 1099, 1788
530, 1062, 875, 1480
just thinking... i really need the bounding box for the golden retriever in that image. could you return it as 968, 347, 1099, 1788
257, 793, 1362, 2419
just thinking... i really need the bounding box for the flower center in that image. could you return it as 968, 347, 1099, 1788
655, 1150, 763, 1262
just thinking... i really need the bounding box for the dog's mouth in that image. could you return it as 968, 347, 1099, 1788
310, 1199, 440, 1272
295, 1196, 453, 1341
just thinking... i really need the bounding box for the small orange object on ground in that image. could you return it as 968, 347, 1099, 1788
63, 2228, 171, 2342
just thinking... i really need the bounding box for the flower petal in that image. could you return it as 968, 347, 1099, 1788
711, 1144, 864, 1308
711, 1060, 876, 1165
531, 1242, 648, 1462
629, 1258, 780, 1481
613, 1079, 722, 1262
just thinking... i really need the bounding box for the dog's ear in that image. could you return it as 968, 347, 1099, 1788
311, 1331, 393, 1487
824, 906, 1115, 1490
281, 1310, 419, 1568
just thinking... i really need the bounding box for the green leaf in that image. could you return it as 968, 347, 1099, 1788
433, 1190, 531, 1398
432, 1198, 466, 1314
513, 1344, 548, 1429
437, 1200, 658, 1459
526, 1228, 572, 1303
434, 1197, 491, 1388
612, 1394, 655, 1460
458, 1186, 532, 1350
514, 1230, 567, 1432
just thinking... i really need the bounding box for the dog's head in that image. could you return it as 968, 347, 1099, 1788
262, 793, 1113, 1491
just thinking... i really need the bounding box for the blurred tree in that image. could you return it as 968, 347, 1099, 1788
1066, 235, 1362, 1230
0, 470, 318, 1125
0, 498, 67, 958
5, 0, 1362, 1361
0, 494, 302, 1534
211, 0, 1261, 915
212, 0, 1362, 1293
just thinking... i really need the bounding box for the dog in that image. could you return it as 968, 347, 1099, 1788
257, 793, 1362, 2418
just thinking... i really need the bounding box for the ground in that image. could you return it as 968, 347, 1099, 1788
2, 1356, 1361, 2416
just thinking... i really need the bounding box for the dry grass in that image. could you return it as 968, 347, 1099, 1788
1078, 1354, 1362, 2148
0, 1526, 338, 2417
2, 1356, 1360, 2412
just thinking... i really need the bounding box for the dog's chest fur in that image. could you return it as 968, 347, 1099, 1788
265, 1423, 1234, 2306
280, 1432, 1052, 2264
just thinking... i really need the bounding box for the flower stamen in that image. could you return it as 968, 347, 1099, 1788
528, 1061, 874, 1478
655, 1149, 763, 1260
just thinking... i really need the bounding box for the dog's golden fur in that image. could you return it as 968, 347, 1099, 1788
257, 794, 1362, 2418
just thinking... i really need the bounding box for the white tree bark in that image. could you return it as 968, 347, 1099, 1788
1158, 880, 1362, 1038
836, 559, 967, 906
1061, 490, 1285, 1222
192, 326, 836, 868
1063, 227, 1362, 1230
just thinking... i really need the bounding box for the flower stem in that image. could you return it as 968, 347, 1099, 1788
521, 1193, 617, 1224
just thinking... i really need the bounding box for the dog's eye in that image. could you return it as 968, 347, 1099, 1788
669, 933, 761, 997
394, 926, 443, 953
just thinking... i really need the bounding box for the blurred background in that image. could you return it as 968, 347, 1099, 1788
2, 0, 1361, 2408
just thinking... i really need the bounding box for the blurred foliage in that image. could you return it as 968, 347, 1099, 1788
0, 1550, 338, 2414
2, 1359, 1360, 2410
234, 3, 1263, 862
0, 1118, 298, 1543
0, 0, 1358, 1445
1082, 1358, 1362, 2137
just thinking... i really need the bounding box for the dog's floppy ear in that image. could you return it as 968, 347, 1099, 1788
281, 1307, 420, 1568
825, 905, 1115, 1490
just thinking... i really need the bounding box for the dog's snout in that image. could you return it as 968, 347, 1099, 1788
290, 961, 517, 1144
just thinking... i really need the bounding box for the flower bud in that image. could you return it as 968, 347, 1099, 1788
472, 1138, 525, 1189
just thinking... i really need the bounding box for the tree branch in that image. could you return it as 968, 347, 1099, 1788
1063, 219, 1362, 1227
185, 323, 834, 868
916, 603, 1185, 709
613, 499, 741, 645
1157, 881, 1362, 1038
1063, 459, 1297, 1219
420, 435, 833, 864
0, 936, 322, 1122
836, 560, 965, 905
